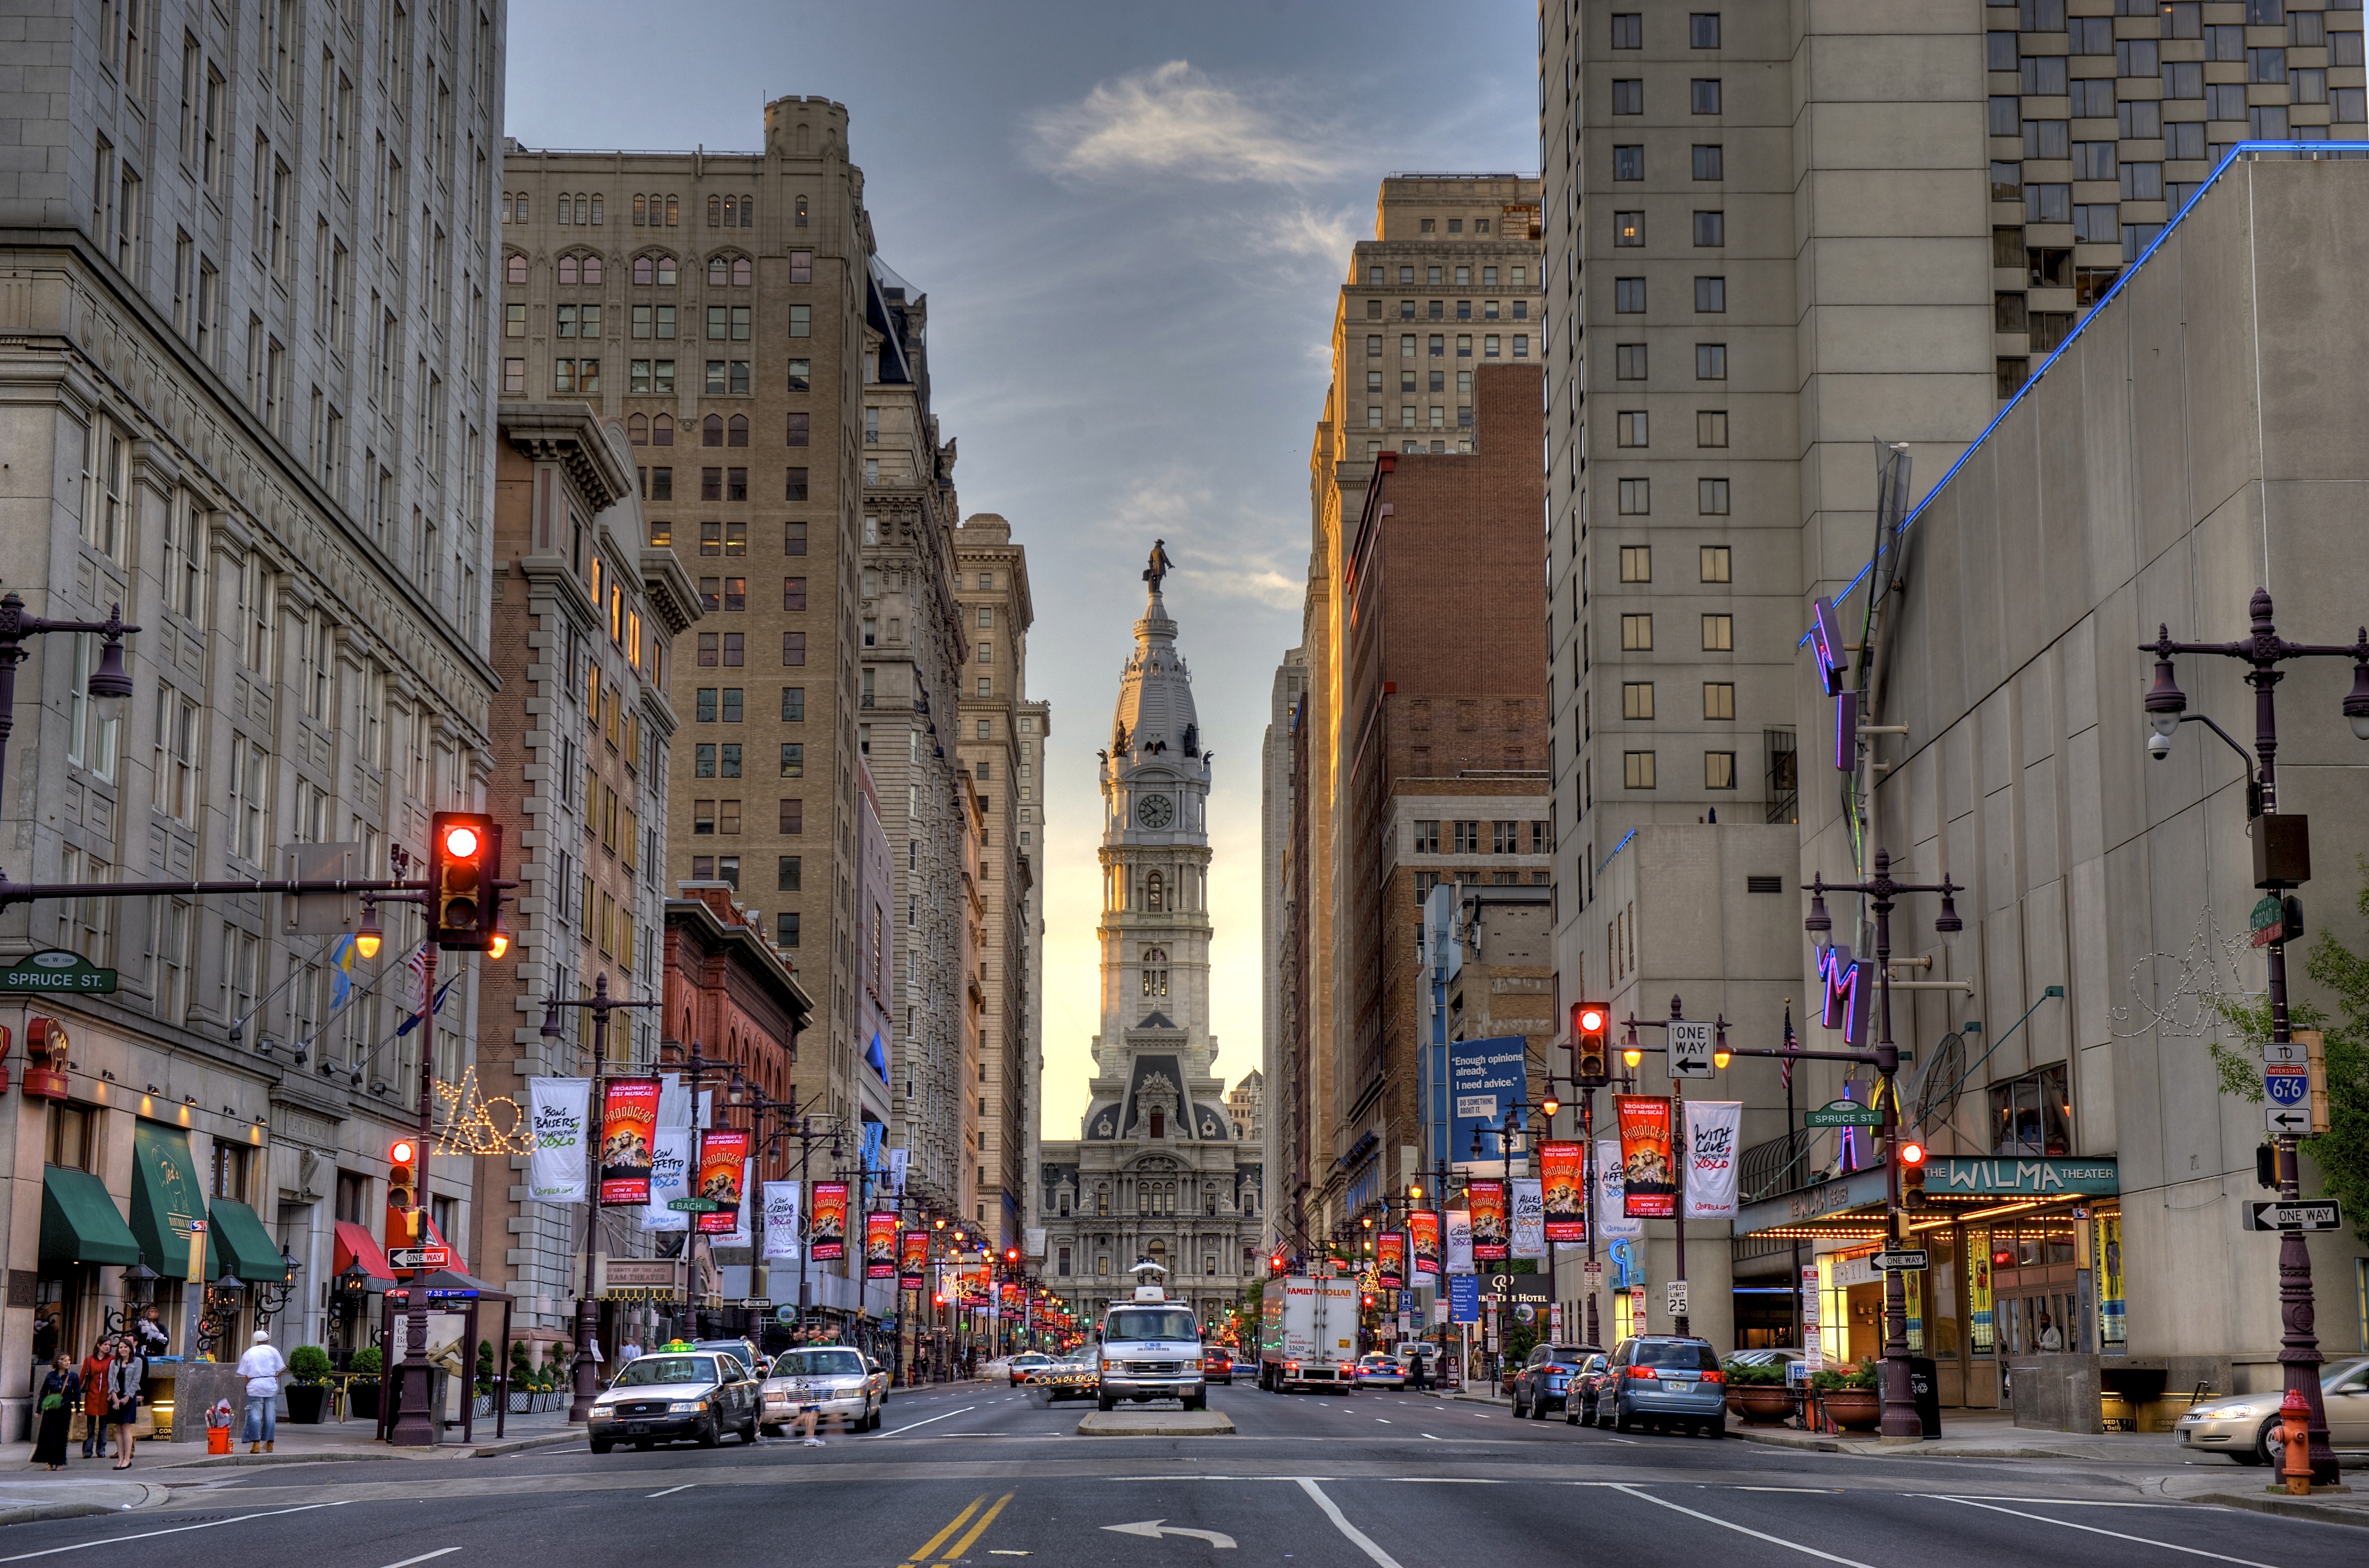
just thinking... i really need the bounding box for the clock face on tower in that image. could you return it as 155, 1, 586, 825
1136, 793, 1175, 830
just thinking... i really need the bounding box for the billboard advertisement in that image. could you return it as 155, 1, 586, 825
692, 1129, 750, 1235
1449, 1035, 1529, 1171
1375, 1231, 1406, 1291
865, 1212, 899, 1280
899, 1230, 929, 1292
1409, 1209, 1440, 1277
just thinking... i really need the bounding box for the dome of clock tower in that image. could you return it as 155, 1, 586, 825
1110, 583, 1201, 762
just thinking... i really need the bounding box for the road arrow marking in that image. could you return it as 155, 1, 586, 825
1103, 1523, 1237, 1550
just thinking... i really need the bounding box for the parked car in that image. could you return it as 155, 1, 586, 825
1600, 1335, 1727, 1437
2176, 1356, 2369, 1464
1007, 1352, 1055, 1386
1511, 1342, 1600, 1419
1354, 1352, 1407, 1389
1037, 1353, 1100, 1402
1203, 1348, 1236, 1386
760, 1345, 886, 1435
1723, 1348, 1805, 1369
1564, 1352, 1612, 1425
692, 1338, 763, 1379
587, 1351, 760, 1452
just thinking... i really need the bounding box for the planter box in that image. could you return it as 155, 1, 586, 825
1822, 1390, 1881, 1432
348, 1383, 380, 1421
1735, 1385, 1795, 1426
285, 1385, 329, 1425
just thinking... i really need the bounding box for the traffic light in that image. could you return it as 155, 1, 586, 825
1269, 1252, 1285, 1276
1898, 1139, 1927, 1209
388, 1137, 423, 1241
429, 812, 503, 950
1573, 1002, 1611, 1087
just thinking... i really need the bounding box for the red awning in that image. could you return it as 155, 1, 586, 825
423, 1212, 468, 1277
335, 1220, 395, 1285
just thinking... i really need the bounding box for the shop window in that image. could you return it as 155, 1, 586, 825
211, 1139, 251, 1200
45, 1102, 97, 1171
1987, 1062, 2070, 1156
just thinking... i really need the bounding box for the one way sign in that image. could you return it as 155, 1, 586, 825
2242, 1200, 2342, 1233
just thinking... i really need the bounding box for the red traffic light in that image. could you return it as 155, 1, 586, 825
1576, 1004, 1606, 1034
389, 1138, 417, 1166
441, 823, 481, 859
1574, 1001, 1612, 1085
1898, 1141, 1926, 1166
1005, 1248, 1019, 1264
429, 811, 503, 951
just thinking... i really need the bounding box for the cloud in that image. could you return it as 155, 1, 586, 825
1029, 60, 1342, 186
1257, 203, 1361, 265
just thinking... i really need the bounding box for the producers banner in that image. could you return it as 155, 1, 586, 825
598, 1078, 662, 1205
1467, 1179, 1509, 1261
762, 1181, 801, 1261
1596, 1137, 1643, 1239
1375, 1231, 1406, 1291
1615, 1095, 1676, 1219
638, 1129, 693, 1232
693, 1129, 751, 1235
1540, 1140, 1587, 1242
1409, 1209, 1441, 1277
809, 1180, 849, 1260
1445, 1210, 1474, 1275
1510, 1178, 1546, 1260
1682, 1100, 1742, 1220
899, 1229, 929, 1292
526, 1077, 590, 1203
865, 1212, 899, 1280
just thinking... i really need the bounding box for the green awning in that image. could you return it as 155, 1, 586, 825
39, 1167, 140, 1268
129, 1122, 217, 1281
206, 1197, 286, 1283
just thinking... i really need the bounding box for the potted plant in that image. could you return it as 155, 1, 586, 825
348, 1345, 384, 1420
285, 1345, 333, 1424
1722, 1360, 1795, 1425
1812, 1362, 1881, 1431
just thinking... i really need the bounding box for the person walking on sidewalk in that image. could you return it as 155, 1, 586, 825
79, 1338, 112, 1459
106, 1339, 146, 1469
32, 1354, 78, 1471
236, 1329, 287, 1453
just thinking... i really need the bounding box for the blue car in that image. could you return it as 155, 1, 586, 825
1604, 1335, 1727, 1438
1511, 1343, 1599, 1419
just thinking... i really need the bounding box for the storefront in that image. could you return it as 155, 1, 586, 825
1734, 1156, 2120, 1409
35, 1167, 143, 1367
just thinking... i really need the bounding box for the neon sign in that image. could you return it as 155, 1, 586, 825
1817, 942, 1870, 1044
1832, 688, 1858, 772
1809, 597, 1848, 696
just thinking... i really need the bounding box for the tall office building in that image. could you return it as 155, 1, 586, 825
1287, 176, 1541, 1253
1258, 648, 1305, 1247
1016, 695, 1051, 1260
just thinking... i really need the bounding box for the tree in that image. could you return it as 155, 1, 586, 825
2206, 859, 2369, 1246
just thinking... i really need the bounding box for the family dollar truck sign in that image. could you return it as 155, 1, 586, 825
1451, 1037, 1530, 1167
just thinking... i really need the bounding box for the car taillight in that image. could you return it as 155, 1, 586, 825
1627, 1366, 1658, 1380
1702, 1369, 1724, 1384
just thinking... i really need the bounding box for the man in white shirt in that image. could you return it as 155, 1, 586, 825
236, 1330, 287, 1453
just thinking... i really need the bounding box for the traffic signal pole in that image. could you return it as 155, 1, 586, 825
387, 940, 441, 1447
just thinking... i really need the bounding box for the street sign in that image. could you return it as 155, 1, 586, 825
1666, 1279, 1689, 1317
2263, 1037, 2305, 1067
1582, 1260, 1604, 1277
667, 1196, 719, 1212
0, 950, 119, 993
2243, 1200, 2343, 1233
387, 1246, 449, 1270
1805, 1100, 1882, 1128
1872, 1250, 1928, 1272
1668, 1020, 1716, 1078
2265, 1063, 2309, 1107
2267, 1105, 2310, 1135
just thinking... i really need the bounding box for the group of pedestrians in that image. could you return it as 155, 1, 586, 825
32, 1335, 148, 1472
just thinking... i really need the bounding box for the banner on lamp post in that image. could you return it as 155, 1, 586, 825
1510, 1178, 1546, 1260
809, 1181, 849, 1261
1409, 1209, 1441, 1277
597, 1077, 662, 1205
1596, 1137, 1643, 1239
693, 1129, 752, 1235
1540, 1140, 1587, 1242
898, 1229, 929, 1291
865, 1212, 899, 1280
1444, 1210, 1474, 1275
638, 1128, 693, 1232
1682, 1100, 1742, 1220
1467, 1179, 1509, 1262
1375, 1231, 1406, 1291
526, 1077, 590, 1202
762, 1181, 802, 1261
1615, 1095, 1676, 1219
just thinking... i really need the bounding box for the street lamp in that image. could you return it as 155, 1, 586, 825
1800, 851, 1962, 1442
0, 596, 140, 877
2137, 589, 2369, 1486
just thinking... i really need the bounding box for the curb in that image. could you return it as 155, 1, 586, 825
2195, 1491, 2369, 1530
0, 1503, 126, 1528
150, 1449, 401, 1469
141, 1429, 583, 1468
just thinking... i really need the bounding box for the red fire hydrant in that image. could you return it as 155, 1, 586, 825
2281, 1387, 2312, 1496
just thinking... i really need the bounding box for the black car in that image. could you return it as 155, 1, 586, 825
587, 1350, 762, 1452
1511, 1342, 1601, 1419
1564, 1352, 1612, 1425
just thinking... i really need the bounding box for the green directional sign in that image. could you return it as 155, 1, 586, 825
0, 950, 118, 993
666, 1196, 719, 1212
1804, 1099, 1882, 1129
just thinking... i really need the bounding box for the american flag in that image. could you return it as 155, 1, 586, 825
1780, 1004, 1798, 1088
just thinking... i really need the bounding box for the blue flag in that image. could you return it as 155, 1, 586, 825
396, 978, 456, 1035
329, 936, 357, 1009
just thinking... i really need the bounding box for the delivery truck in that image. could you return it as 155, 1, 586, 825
1258, 1276, 1359, 1392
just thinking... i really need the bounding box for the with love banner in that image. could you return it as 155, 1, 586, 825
1682, 1100, 1743, 1220
526, 1077, 589, 1202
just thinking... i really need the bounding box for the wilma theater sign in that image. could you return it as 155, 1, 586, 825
1736, 1157, 2119, 1236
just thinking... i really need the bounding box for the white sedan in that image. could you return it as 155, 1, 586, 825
760, 1346, 884, 1434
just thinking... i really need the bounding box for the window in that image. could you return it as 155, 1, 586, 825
2073, 204, 2117, 244
1690, 78, 1722, 114
1624, 751, 1657, 789
1616, 410, 1648, 447
2020, 54, 2067, 95
1691, 275, 1727, 314
1998, 357, 2031, 397
1705, 751, 1738, 789
1452, 820, 1481, 854
1622, 682, 1655, 720
1412, 820, 1439, 854
2072, 140, 2115, 183
785, 521, 807, 555
780, 743, 804, 778
1698, 478, 1730, 515
1617, 478, 1650, 515
1620, 613, 1653, 651
2028, 246, 2072, 287
2069, 78, 2115, 118
782, 631, 805, 665
1988, 1063, 2071, 1156
1614, 277, 1646, 312
785, 467, 809, 501
1615, 343, 1647, 378
1612, 79, 1642, 114
1690, 12, 1720, 48
1701, 613, 1734, 652
1611, 144, 1643, 181
1618, 544, 1652, 583
2161, 60, 2203, 99
1611, 12, 1641, 47
1695, 343, 1727, 379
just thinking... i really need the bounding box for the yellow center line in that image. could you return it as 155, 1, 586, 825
904, 1495, 987, 1564
937, 1492, 1016, 1562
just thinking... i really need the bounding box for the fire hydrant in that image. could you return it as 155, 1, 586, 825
2281, 1387, 2312, 1496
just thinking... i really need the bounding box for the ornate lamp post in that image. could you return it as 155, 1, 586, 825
0, 597, 137, 877
2139, 588, 2369, 1486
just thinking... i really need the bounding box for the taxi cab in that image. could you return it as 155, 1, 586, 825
588, 1343, 761, 1452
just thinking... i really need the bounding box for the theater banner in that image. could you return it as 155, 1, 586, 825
809, 1180, 849, 1260
1540, 1140, 1587, 1242
597, 1078, 661, 1205
1409, 1209, 1440, 1277
1467, 1178, 1509, 1262
865, 1212, 899, 1279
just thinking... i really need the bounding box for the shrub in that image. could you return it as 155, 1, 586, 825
1810, 1361, 1879, 1393
1721, 1359, 1785, 1386
287, 1344, 333, 1385
349, 1345, 384, 1378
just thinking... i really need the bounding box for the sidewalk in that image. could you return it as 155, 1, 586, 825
0, 1407, 583, 1489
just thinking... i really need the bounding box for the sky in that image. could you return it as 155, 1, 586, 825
505, 0, 1536, 1140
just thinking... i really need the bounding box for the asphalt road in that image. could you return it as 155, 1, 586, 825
0, 1381, 2357, 1568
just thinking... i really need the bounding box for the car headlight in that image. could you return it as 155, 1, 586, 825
668, 1399, 709, 1414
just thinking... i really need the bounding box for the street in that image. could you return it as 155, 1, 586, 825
0, 1384, 2356, 1568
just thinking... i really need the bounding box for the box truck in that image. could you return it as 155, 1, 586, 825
1258, 1276, 1358, 1392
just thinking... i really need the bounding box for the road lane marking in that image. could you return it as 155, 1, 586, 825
646, 1485, 695, 1498
1105, 1521, 1236, 1549
1296, 1478, 1406, 1568
881, 1404, 980, 1437
1606, 1485, 1875, 1568
939, 1493, 1015, 1561
379, 1553, 463, 1568
1374, 1419, 1391, 1424
904, 1495, 987, 1564
1929, 1496, 2277, 1567
1605, 1437, 1640, 1444
1421, 1433, 1440, 1440
1737, 1488, 1838, 1494
0, 1501, 351, 1564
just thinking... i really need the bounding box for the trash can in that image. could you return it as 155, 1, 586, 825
1908, 1356, 1941, 1439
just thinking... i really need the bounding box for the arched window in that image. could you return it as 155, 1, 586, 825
627, 413, 649, 444
557, 255, 577, 286
589, 194, 603, 225
708, 256, 729, 286
1145, 871, 1164, 912
727, 413, 748, 447
556, 192, 571, 226
739, 199, 754, 229
581, 254, 603, 286
702, 414, 723, 447
723, 195, 738, 226
657, 256, 677, 286
707, 194, 721, 226
795, 195, 809, 227
653, 412, 673, 446
633, 194, 647, 226
633, 254, 652, 286
505, 253, 526, 285
1141, 947, 1167, 998
732, 257, 752, 286
1097, 1184, 1110, 1217
664, 195, 679, 227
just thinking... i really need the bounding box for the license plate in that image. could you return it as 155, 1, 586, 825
626, 1423, 651, 1434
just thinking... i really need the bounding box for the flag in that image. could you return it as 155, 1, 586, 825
329, 935, 357, 1009
395, 978, 455, 1035
1780, 1003, 1798, 1088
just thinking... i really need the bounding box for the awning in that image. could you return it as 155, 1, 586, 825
129, 1122, 217, 1280
205, 1197, 286, 1282
334, 1220, 396, 1287
39, 1167, 141, 1268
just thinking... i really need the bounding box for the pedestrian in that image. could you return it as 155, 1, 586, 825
236, 1329, 287, 1453
32, 1353, 77, 1471
133, 1305, 170, 1359
620, 1336, 643, 1364
2036, 1312, 2063, 1353
79, 1338, 112, 1459
107, 1337, 147, 1469
1408, 1348, 1429, 1392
